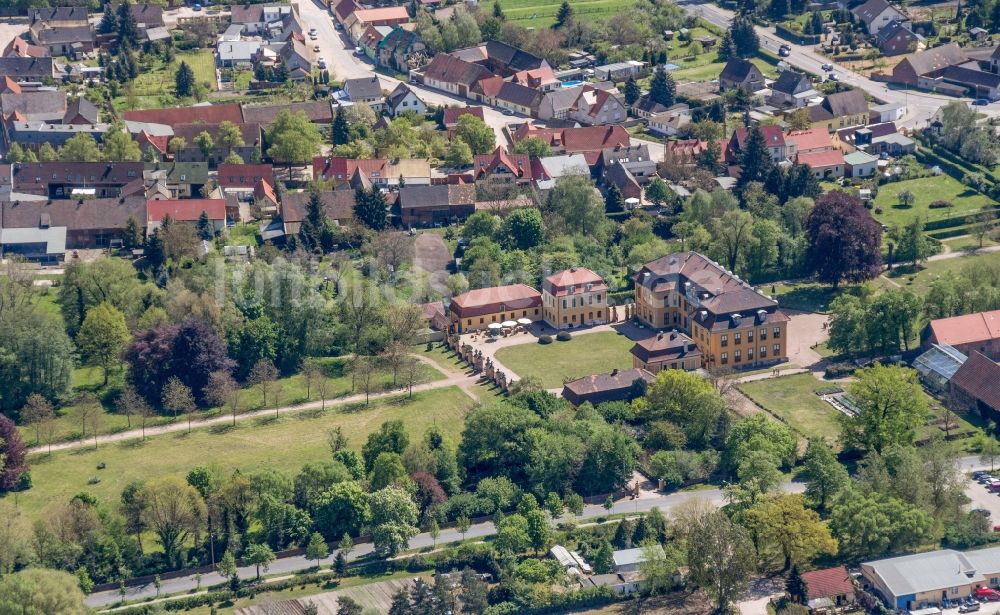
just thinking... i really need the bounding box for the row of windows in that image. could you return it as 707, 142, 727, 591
720, 345, 781, 364
464, 308, 539, 326
721, 328, 781, 347
560, 295, 602, 309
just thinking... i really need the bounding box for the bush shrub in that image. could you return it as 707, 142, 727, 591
929, 200, 952, 209
556, 331, 572, 341
539, 335, 553, 344
824, 362, 856, 378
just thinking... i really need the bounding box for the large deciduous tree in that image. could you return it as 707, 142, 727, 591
805, 191, 882, 287
369, 486, 419, 556
0, 415, 28, 491
687, 510, 755, 613
77, 302, 130, 385
141, 477, 207, 568
0, 568, 88, 614
840, 363, 928, 454
744, 494, 838, 571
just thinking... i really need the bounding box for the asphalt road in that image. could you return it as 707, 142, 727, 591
85, 482, 805, 607
675, 0, 1000, 129
88, 456, 999, 607
298, 0, 511, 145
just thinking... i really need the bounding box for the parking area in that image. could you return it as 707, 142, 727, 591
968, 471, 1000, 523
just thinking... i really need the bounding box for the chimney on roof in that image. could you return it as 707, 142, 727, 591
611, 368, 619, 376
657, 332, 664, 340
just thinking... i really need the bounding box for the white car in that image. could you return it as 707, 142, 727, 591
821, 62, 833, 71
313, 44, 320, 52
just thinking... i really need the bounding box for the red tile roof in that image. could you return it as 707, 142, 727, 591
631, 331, 702, 363
543, 267, 607, 297
443, 106, 484, 127
735, 125, 785, 149
951, 351, 1000, 411
449, 284, 541, 318
217, 163, 275, 187
352, 6, 409, 22
123, 103, 244, 127
797, 149, 844, 168
785, 128, 831, 153
560, 125, 631, 153
930, 310, 1000, 346
801, 566, 855, 601
473, 147, 535, 180
147, 199, 226, 222
255, 178, 277, 204
1, 76, 22, 94
313, 156, 388, 181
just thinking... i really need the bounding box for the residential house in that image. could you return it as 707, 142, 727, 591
172, 122, 262, 166
451, 40, 549, 76
646, 105, 691, 137
861, 547, 1000, 611
561, 368, 655, 406
216, 41, 262, 68
511, 123, 631, 155
330, 0, 360, 25
376, 27, 427, 74
580, 573, 642, 596
510, 66, 559, 92
719, 58, 765, 93
851, 0, 909, 36
147, 199, 226, 231
729, 126, 787, 163
583, 86, 628, 126
217, 163, 275, 202
599, 144, 656, 187
279, 39, 312, 82
118, 3, 165, 29
29, 7, 89, 27
0, 196, 146, 248
4, 121, 108, 151
942, 63, 1000, 101
875, 20, 922, 56
447, 283, 543, 333
594, 60, 646, 81
950, 352, 1000, 422
32, 25, 95, 57
632, 94, 669, 119
833, 121, 898, 152
800, 567, 856, 612
806, 89, 870, 131
536, 86, 581, 122
785, 128, 834, 160
0, 88, 68, 122
0, 57, 55, 82
634, 251, 789, 369
343, 77, 385, 111
891, 42, 967, 88
663, 139, 711, 167
541, 266, 608, 329
397, 183, 476, 226
630, 330, 703, 373
492, 81, 544, 116
63, 97, 99, 124
871, 132, 916, 156
344, 7, 410, 43
230, 3, 298, 35
797, 149, 845, 178
241, 100, 333, 126
844, 150, 878, 177
3, 36, 47, 59
142, 162, 208, 199
278, 190, 356, 235
923, 310, 1000, 359
386, 83, 426, 117
472, 147, 542, 186
768, 70, 818, 108
12, 162, 144, 198
534, 153, 589, 190
421, 53, 491, 98
358, 24, 392, 60
312, 156, 431, 187
442, 106, 484, 138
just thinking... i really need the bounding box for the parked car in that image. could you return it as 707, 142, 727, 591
975, 587, 1000, 601
192, 2, 202, 9
779, 47, 790, 57
318, 57, 326, 69
313, 44, 320, 52
974, 98, 990, 106
960, 602, 981, 613
821, 62, 833, 71
972, 508, 992, 517
827, 72, 839, 81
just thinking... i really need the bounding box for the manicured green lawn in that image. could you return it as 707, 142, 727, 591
739, 374, 844, 443
20, 356, 444, 445
16, 387, 475, 522
494, 331, 635, 389
884, 249, 1000, 296
872, 176, 992, 228
769, 281, 858, 313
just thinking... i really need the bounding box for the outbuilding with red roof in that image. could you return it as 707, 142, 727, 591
448, 283, 542, 333
146, 199, 226, 232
